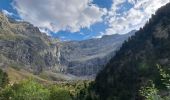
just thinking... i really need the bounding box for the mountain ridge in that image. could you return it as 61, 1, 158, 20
0, 12, 135, 80
59, 30, 136, 76
83, 2, 170, 100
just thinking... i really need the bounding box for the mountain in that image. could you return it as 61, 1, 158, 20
0, 12, 135, 80
85, 2, 170, 100
0, 12, 62, 74
59, 31, 136, 76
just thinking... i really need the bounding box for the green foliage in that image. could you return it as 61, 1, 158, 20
157, 64, 170, 90
87, 2, 170, 100
50, 81, 92, 100
140, 81, 162, 100
0, 79, 91, 100
0, 79, 50, 100
75, 81, 100, 100
0, 69, 8, 89
140, 65, 170, 100
49, 86, 72, 100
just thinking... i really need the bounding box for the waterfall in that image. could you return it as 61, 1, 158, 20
57, 47, 61, 65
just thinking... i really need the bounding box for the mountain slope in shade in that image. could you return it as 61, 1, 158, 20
86, 2, 170, 100
60, 31, 136, 76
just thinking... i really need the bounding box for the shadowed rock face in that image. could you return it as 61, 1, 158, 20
60, 31, 136, 76
0, 12, 135, 77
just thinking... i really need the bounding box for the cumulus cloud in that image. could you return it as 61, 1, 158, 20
103, 0, 170, 35
12, 0, 107, 33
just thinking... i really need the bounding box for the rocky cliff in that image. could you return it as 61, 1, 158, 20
0, 12, 62, 74
0, 12, 135, 78
59, 31, 136, 76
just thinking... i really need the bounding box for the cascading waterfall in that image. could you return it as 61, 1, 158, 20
56, 45, 65, 72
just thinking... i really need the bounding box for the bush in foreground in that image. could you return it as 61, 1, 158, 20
0, 79, 73, 100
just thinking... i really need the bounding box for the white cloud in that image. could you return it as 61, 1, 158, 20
103, 0, 170, 35
39, 28, 51, 36
2, 10, 14, 16
12, 0, 106, 33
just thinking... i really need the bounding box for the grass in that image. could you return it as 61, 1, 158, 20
2, 66, 92, 100
5, 67, 52, 85
39, 71, 79, 81
0, 34, 26, 41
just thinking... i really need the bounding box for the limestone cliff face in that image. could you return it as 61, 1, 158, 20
0, 12, 135, 77
0, 13, 62, 74
59, 31, 136, 76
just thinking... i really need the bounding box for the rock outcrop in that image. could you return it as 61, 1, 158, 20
0, 12, 135, 78
0, 12, 62, 74
59, 31, 136, 76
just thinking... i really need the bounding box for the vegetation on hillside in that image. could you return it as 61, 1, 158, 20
0, 71, 91, 100
0, 79, 50, 100
80, 2, 170, 100
1, 1, 170, 100
0, 69, 8, 89
140, 65, 170, 100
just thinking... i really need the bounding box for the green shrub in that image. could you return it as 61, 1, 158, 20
49, 86, 72, 100
0, 69, 8, 88
0, 78, 92, 100
140, 81, 162, 100
140, 65, 170, 100
0, 79, 50, 100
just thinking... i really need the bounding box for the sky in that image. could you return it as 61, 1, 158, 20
0, 0, 170, 41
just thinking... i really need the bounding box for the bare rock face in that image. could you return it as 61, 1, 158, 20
0, 12, 62, 74
59, 31, 136, 76
0, 12, 135, 77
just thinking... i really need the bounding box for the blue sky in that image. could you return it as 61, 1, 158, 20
0, 0, 169, 41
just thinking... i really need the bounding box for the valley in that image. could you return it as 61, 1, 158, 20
1, 1, 170, 100
0, 12, 135, 81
